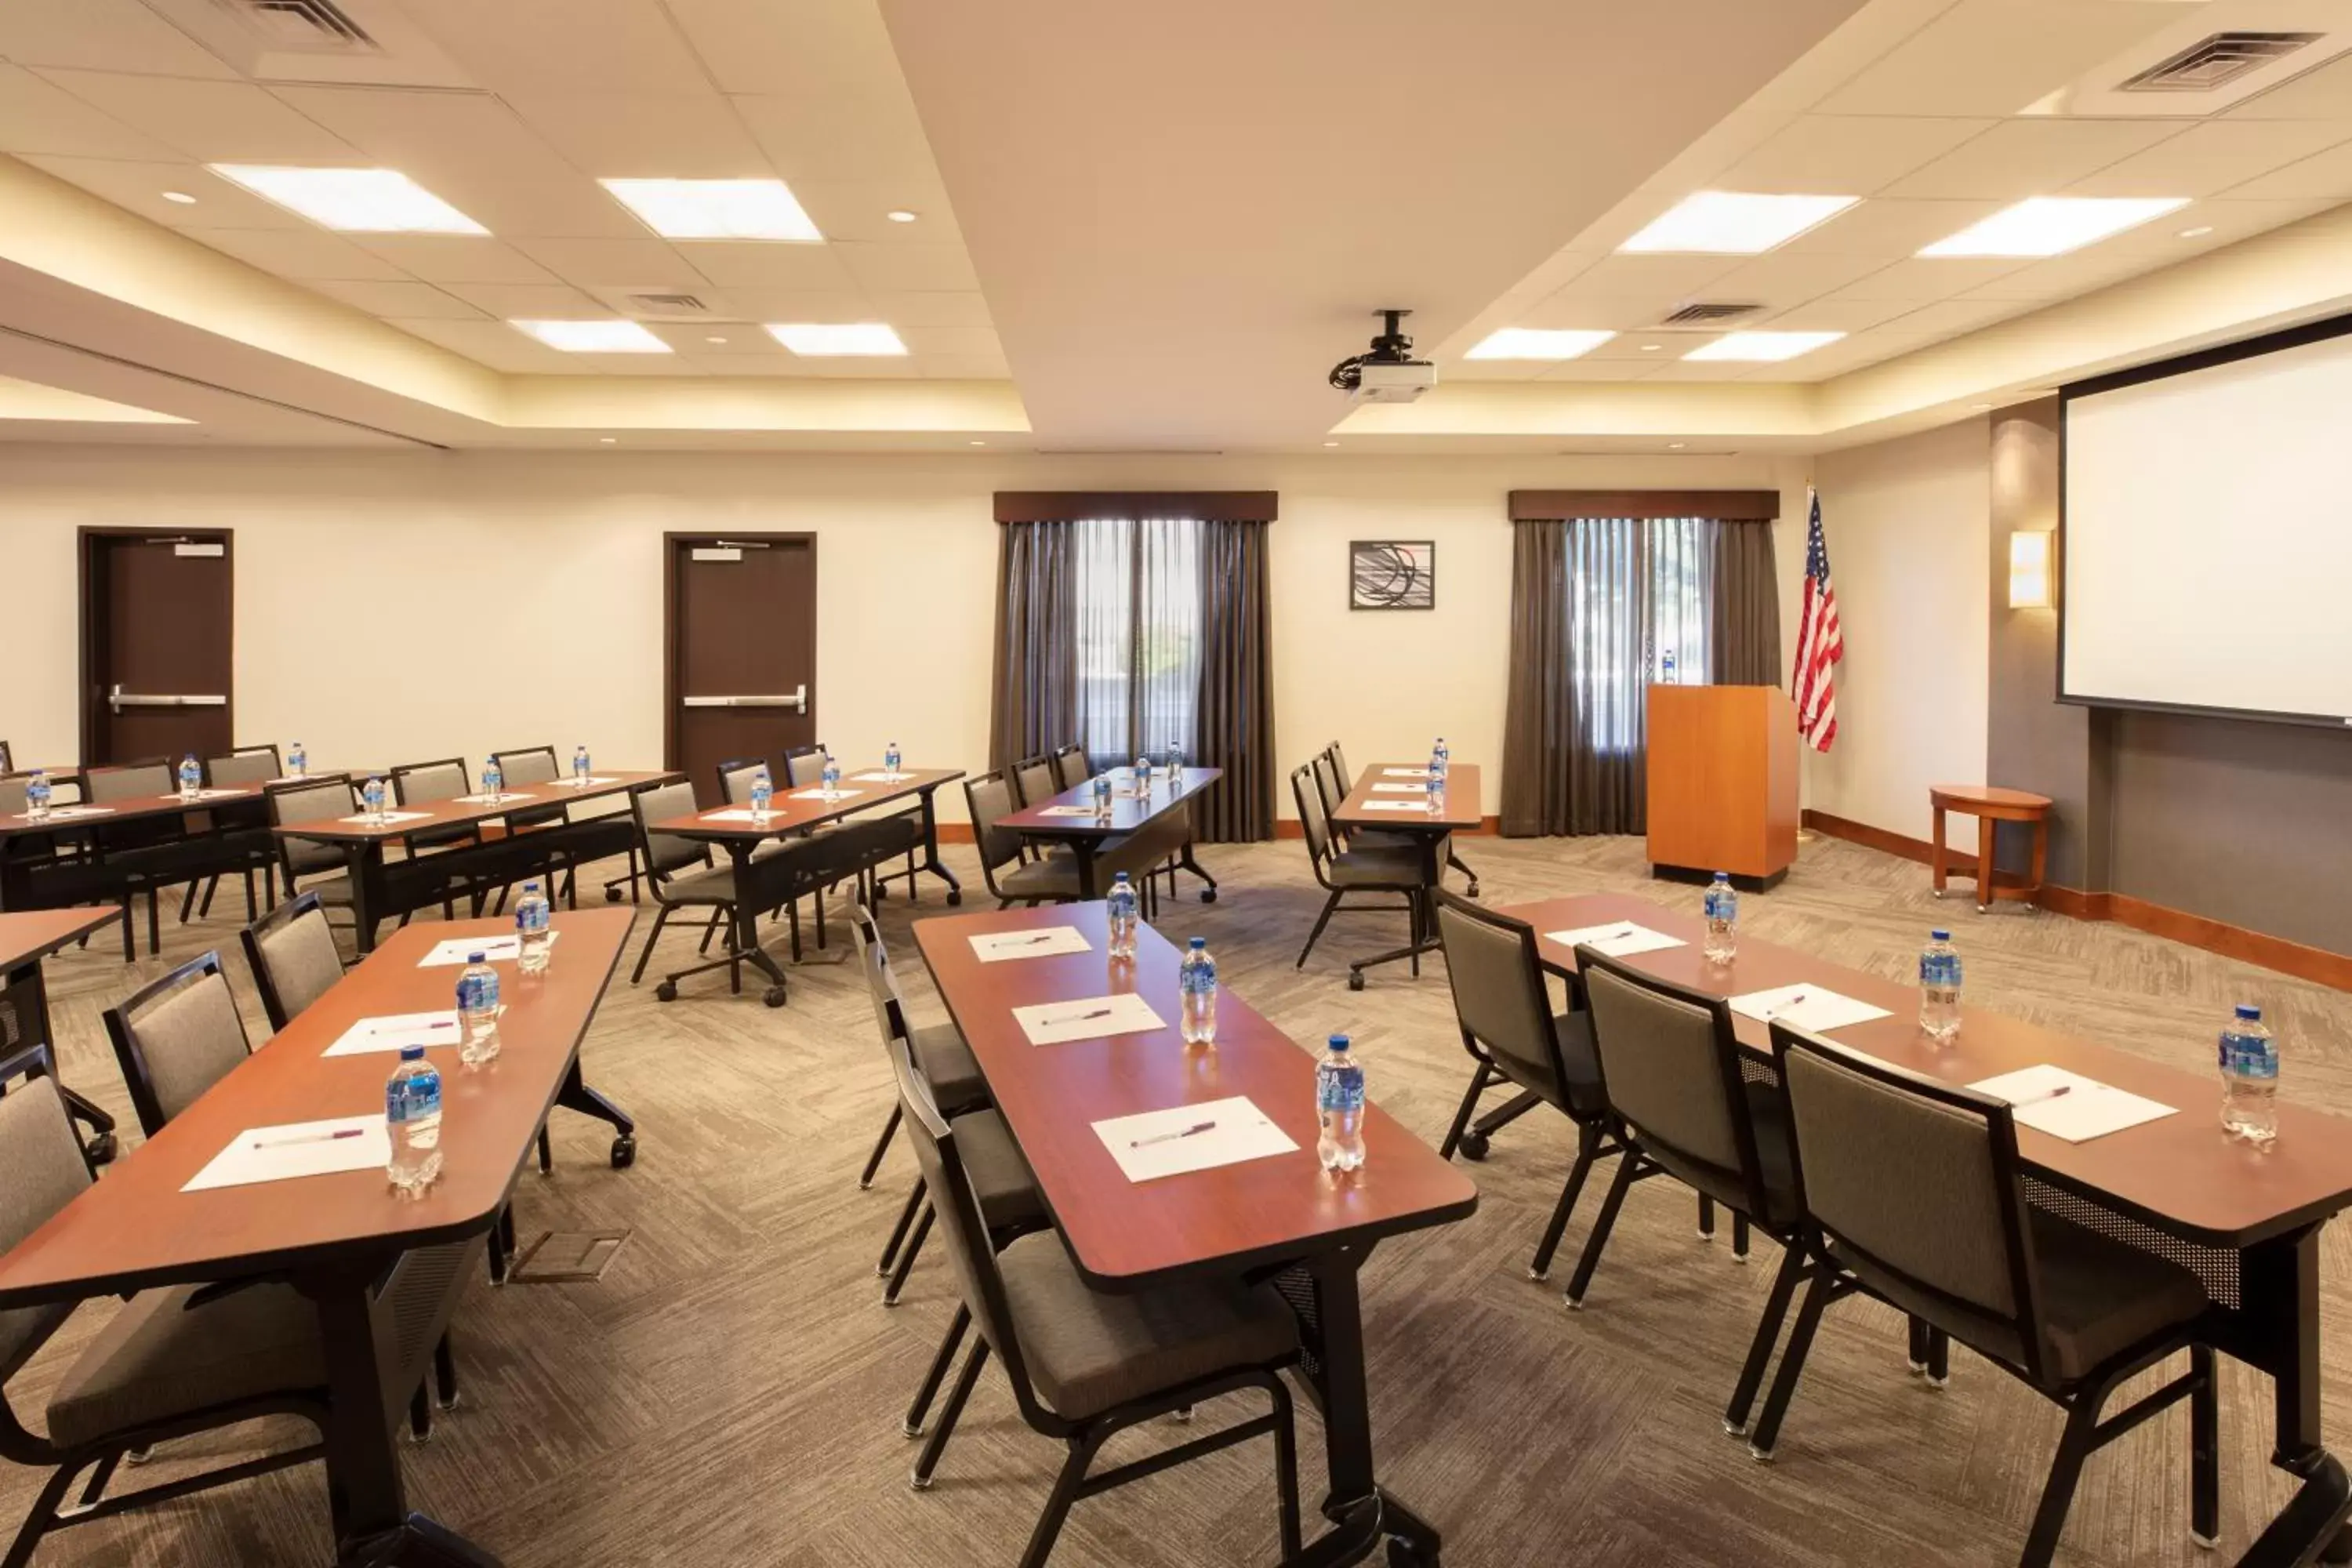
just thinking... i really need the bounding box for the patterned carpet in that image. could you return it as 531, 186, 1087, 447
5, 829, 2350, 1567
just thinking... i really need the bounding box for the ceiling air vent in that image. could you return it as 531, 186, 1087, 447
2121, 32, 2323, 93
216, 0, 375, 48
627, 293, 710, 317
1659, 302, 1762, 327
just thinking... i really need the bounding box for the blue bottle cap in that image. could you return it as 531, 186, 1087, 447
399, 1043, 425, 1061
1328, 1033, 1351, 1051
469, 950, 488, 963
1189, 936, 1206, 949
1113, 871, 1130, 883
1931, 929, 1949, 942
523, 882, 539, 893
1713, 870, 1730, 880
2235, 1004, 2262, 1021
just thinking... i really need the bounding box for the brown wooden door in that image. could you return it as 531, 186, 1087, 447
665, 534, 817, 805
80, 531, 234, 768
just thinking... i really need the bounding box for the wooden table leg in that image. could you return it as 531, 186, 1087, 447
1975, 816, 1994, 913
1930, 805, 1947, 896
2028, 816, 2048, 906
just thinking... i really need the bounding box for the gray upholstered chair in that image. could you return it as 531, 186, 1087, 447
965, 771, 1082, 907
1759, 1025, 2217, 1564
266, 775, 360, 927
1432, 891, 1623, 1282
239, 891, 343, 1033
848, 902, 985, 1192
1049, 743, 1089, 792
100, 953, 252, 1139
179, 746, 284, 924
783, 744, 827, 789
79, 761, 192, 961
493, 745, 641, 906
1289, 763, 1424, 982
202, 746, 279, 788
1327, 739, 1479, 897
625, 781, 746, 998
891, 1039, 1304, 1563
388, 760, 480, 902
1011, 755, 1062, 813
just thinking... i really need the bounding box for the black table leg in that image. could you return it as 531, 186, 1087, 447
724, 844, 791, 1007
554, 1057, 637, 1169
1174, 844, 1219, 903
2220, 1225, 2352, 1566
1286, 1247, 1443, 1566
1073, 839, 1102, 902
1345, 831, 1446, 989
913, 786, 962, 905
345, 844, 386, 955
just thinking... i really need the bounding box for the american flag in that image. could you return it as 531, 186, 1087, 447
1792, 488, 1842, 753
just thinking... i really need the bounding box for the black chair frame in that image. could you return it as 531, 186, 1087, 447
1288, 764, 1420, 984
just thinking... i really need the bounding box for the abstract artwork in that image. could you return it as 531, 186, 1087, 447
1349, 540, 1434, 610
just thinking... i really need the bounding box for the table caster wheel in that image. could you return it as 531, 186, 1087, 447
1458, 1131, 1489, 1162
764, 985, 788, 1007
655, 981, 678, 1003
1466, 881, 1481, 899
1932, 888, 1945, 898
611, 1135, 637, 1170
946, 889, 964, 906
604, 887, 623, 904
1348, 971, 1366, 992
1387, 1540, 1435, 1567
1200, 888, 1216, 903
874, 883, 890, 901
84, 1132, 118, 1165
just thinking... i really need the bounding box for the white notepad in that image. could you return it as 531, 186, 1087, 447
1014, 992, 1166, 1046
1359, 800, 1438, 813
417, 931, 558, 967
339, 811, 432, 826
10, 806, 112, 822
323, 1011, 463, 1057
178, 788, 247, 802
1729, 984, 1892, 1033
1547, 922, 1687, 959
971, 926, 1091, 962
183, 1115, 390, 1192
554, 776, 619, 788
699, 808, 770, 823
851, 771, 911, 783
1034, 804, 1103, 817
1094, 1097, 1300, 1183
1370, 782, 1428, 793
789, 788, 862, 800
1969, 1065, 2178, 1143
455, 791, 535, 805
1381, 768, 1429, 778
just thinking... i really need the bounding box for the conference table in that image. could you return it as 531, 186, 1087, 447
646, 766, 967, 1006
997, 765, 1223, 902
0, 906, 633, 1567
1498, 890, 2352, 1568
0, 908, 125, 1162
1327, 763, 1484, 989
0, 782, 275, 931
914, 901, 1477, 1566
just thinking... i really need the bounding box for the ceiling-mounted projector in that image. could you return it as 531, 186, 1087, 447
1329, 309, 1436, 404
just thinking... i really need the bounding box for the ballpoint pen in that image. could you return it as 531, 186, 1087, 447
253, 1127, 366, 1149
1132, 1121, 1216, 1148
2012, 1084, 2075, 1109
1042, 1007, 1116, 1029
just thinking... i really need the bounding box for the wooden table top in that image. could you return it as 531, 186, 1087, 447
0, 785, 268, 842
273, 770, 678, 844
1930, 783, 2053, 815
0, 909, 122, 972
997, 767, 1225, 837
0, 908, 633, 1309
913, 901, 1478, 1290
1330, 761, 1485, 833
1499, 891, 2352, 1247
648, 767, 964, 841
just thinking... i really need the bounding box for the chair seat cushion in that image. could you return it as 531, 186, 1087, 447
658, 866, 738, 906
999, 856, 1080, 900
2028, 1209, 2209, 1381
996, 1230, 1299, 1421
1327, 846, 1425, 888
1640, 1081, 1801, 1229
912, 1023, 985, 1111
950, 1109, 1044, 1230
48, 1282, 324, 1450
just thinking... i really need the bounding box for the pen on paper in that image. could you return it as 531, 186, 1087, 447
1766, 991, 1809, 1019
1043, 1007, 1115, 1029
1132, 1121, 1216, 1148
371, 1020, 455, 1036
2013, 1085, 2074, 1109
253, 1128, 365, 1150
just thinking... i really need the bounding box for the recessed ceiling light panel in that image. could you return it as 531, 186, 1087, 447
511, 319, 673, 354
886, 209, 920, 223
1620, 191, 1859, 254
1465, 328, 1616, 361
601, 178, 822, 241
764, 322, 908, 357
1682, 330, 1846, 362
162, 190, 197, 205
1918, 197, 2187, 258
208, 165, 485, 234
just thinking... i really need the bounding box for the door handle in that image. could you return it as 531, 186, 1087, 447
108, 684, 227, 713
681, 685, 808, 713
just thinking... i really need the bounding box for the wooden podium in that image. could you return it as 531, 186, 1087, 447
1646, 684, 1798, 888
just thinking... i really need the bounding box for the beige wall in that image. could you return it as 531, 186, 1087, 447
0, 445, 1809, 819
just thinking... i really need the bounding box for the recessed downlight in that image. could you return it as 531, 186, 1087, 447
1621, 191, 1859, 255
887, 209, 920, 223
705, 335, 728, 344
208, 165, 485, 234
1918, 197, 2188, 258
2179, 225, 2214, 239
969, 439, 986, 446
162, 190, 197, 205
1682, 330, 1846, 362
598, 437, 617, 444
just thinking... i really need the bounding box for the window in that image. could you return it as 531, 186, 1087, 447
1071, 517, 1203, 768
1571, 515, 1716, 753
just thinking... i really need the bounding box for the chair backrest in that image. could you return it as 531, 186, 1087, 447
205, 746, 281, 787
1433, 891, 1573, 1102
0, 1079, 94, 1376
269, 775, 359, 875
717, 757, 771, 807
1012, 755, 1060, 809
1050, 744, 1089, 792
240, 891, 343, 1032
82, 760, 170, 803
962, 771, 1024, 877
1328, 741, 1352, 785
493, 746, 561, 787
0, 741, 9, 775
845, 902, 904, 1048
1288, 764, 1333, 869
102, 953, 252, 1138
629, 781, 709, 879
783, 744, 826, 788
1579, 949, 1771, 1218
0, 774, 25, 818
392, 757, 470, 806
1772, 1022, 2044, 1374
1309, 750, 1349, 825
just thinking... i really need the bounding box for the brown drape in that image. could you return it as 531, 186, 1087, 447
1501, 519, 1652, 836
1192, 519, 1276, 842
1709, 521, 1782, 685
988, 521, 1080, 771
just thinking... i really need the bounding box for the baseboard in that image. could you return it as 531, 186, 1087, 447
1275, 815, 1501, 840
1801, 810, 2351, 992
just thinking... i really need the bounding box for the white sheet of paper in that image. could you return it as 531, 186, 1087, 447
1546, 922, 1687, 959
851, 771, 910, 783
1359, 800, 1439, 813
1014, 992, 1167, 1046
1969, 1065, 2179, 1143
1034, 804, 1102, 817
183, 1114, 390, 1192
338, 811, 432, 826
789, 788, 863, 800
1095, 1096, 1300, 1183
1381, 768, 1430, 778
323, 1011, 463, 1058
11, 806, 113, 822
699, 808, 768, 823
417, 931, 558, 967
555, 776, 618, 788
180, 788, 246, 801
1370, 782, 1427, 794
1728, 984, 1893, 1033
455, 792, 535, 805
971, 926, 1091, 963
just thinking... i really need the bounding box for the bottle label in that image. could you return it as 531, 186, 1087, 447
388, 1074, 441, 1123
1318, 1065, 1365, 1112
1180, 960, 1216, 993
458, 971, 501, 1013
2220, 1032, 2278, 1079
1704, 887, 1736, 922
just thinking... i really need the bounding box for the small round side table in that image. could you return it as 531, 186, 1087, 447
1928, 784, 2053, 913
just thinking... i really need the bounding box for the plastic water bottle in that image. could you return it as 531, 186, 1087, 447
286, 741, 307, 779
884, 740, 902, 777
1430, 736, 1450, 788
178, 753, 201, 800
1661, 648, 1679, 684
1316, 1035, 1367, 1173
1106, 872, 1139, 961
1167, 739, 1185, 776
750, 764, 774, 820
1179, 937, 1218, 1045
481, 757, 503, 798
572, 745, 590, 784
386, 1044, 444, 1196
456, 951, 501, 1067
363, 775, 388, 824
1919, 929, 1962, 1042
821, 752, 842, 799
23, 769, 50, 822
1703, 872, 1738, 964
1092, 772, 1112, 816
515, 881, 553, 975
2220, 1004, 2278, 1146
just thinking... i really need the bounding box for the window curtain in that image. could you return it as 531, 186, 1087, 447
1709, 521, 1781, 684
1192, 519, 1276, 842
989, 520, 1080, 771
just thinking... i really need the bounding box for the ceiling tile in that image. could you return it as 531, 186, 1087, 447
508, 236, 711, 289
1690, 250, 1893, 309
394, 0, 718, 96
918, 352, 1011, 380
0, 65, 181, 161
385, 317, 585, 372
350, 236, 561, 285
430, 281, 607, 318
16, 155, 305, 230
304, 279, 488, 320
1714, 115, 1997, 196
268, 87, 583, 187
1956, 245, 2155, 301
790, 180, 962, 244
2226, 53, 2352, 121
181, 226, 412, 281
502, 95, 770, 179
1775, 198, 2005, 257
1879, 118, 2185, 201
1751, 294, 1931, 333
755, 358, 920, 379
1873, 297, 2031, 338
2225, 140, 2352, 201
32, 71, 358, 164
1539, 359, 1667, 382
667, 242, 855, 290
719, 288, 879, 321
0, 0, 241, 77
1830, 256, 2031, 299
2103, 195, 2338, 256
663, 0, 903, 96
833, 242, 977, 293
2069, 120, 2352, 199
731, 93, 938, 185
647, 322, 776, 352
417, 181, 650, 241
866, 290, 993, 328
898, 325, 1001, 358
1813, 1, 2187, 118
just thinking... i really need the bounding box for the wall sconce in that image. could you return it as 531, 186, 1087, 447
2009, 530, 2053, 609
